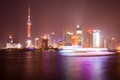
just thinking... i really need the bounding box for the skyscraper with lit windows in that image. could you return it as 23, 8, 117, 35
93, 30, 101, 48
76, 24, 83, 46
41, 35, 48, 49
86, 29, 93, 47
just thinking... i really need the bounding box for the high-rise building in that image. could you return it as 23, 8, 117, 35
27, 6, 31, 38
26, 6, 33, 48
76, 24, 83, 46
65, 32, 73, 45
93, 30, 101, 48
71, 35, 78, 46
41, 35, 48, 49
48, 32, 56, 48
100, 36, 107, 48
6, 36, 22, 49
63, 28, 70, 45
35, 38, 40, 49
86, 29, 93, 47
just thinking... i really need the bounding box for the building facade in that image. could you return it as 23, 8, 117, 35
76, 24, 83, 46
93, 30, 101, 48
86, 29, 93, 47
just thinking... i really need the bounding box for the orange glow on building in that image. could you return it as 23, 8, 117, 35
41, 35, 48, 49
43, 35, 48, 39
86, 29, 93, 47
71, 35, 78, 46
9, 35, 12, 39
27, 26, 31, 38
87, 29, 93, 32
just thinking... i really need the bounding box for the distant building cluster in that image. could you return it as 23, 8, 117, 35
63, 24, 101, 48
6, 35, 22, 49
62, 25, 120, 50
5, 7, 120, 51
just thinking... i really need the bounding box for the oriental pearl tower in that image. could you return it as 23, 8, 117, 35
27, 6, 31, 38
26, 6, 33, 48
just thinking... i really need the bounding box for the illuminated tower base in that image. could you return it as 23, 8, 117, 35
26, 39, 33, 48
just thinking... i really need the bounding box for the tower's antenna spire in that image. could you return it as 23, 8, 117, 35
28, 5, 31, 23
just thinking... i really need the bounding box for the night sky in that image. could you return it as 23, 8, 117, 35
0, 0, 120, 46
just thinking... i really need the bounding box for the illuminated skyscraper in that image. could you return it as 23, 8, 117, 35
35, 38, 40, 49
48, 32, 55, 47
71, 35, 78, 46
27, 6, 31, 38
86, 29, 93, 47
65, 32, 73, 45
41, 35, 48, 49
26, 6, 33, 48
93, 30, 101, 48
76, 24, 83, 46
63, 27, 73, 45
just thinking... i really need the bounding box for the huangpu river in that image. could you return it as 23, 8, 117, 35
0, 50, 120, 80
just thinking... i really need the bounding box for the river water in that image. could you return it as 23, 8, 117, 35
0, 50, 120, 80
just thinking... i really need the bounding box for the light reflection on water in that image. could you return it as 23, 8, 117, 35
58, 51, 120, 80
0, 51, 120, 80
60, 56, 108, 80
23, 51, 58, 80
58, 57, 107, 80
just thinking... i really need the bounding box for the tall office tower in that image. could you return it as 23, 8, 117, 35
35, 38, 40, 49
63, 28, 69, 45
93, 30, 101, 48
71, 35, 78, 46
100, 36, 107, 48
41, 35, 48, 49
76, 24, 83, 46
48, 32, 55, 47
86, 29, 93, 47
63, 27, 73, 45
65, 32, 73, 45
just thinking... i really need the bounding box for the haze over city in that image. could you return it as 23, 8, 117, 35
0, 0, 120, 45
1, 1, 120, 80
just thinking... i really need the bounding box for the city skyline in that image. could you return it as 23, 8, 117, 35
0, 0, 120, 46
